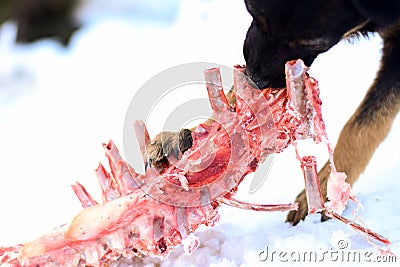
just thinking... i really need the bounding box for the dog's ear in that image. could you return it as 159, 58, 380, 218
351, 0, 400, 27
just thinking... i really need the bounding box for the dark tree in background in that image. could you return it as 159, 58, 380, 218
0, 0, 80, 46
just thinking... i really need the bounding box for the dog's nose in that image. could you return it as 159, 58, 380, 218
245, 75, 270, 89
245, 71, 268, 89
254, 80, 270, 89
248, 73, 287, 89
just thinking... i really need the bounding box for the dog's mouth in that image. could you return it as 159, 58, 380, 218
245, 71, 286, 89
246, 67, 286, 89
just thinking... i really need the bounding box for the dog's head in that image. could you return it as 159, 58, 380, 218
243, 0, 369, 88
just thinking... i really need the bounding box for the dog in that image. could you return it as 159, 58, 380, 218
243, 0, 400, 225
145, 0, 400, 225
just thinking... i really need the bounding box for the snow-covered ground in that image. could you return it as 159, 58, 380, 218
0, 0, 399, 266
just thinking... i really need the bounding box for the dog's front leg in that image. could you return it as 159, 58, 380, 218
287, 24, 400, 225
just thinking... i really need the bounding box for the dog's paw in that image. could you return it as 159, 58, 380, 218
286, 189, 309, 225
145, 129, 193, 171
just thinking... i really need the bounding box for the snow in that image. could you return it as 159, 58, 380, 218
0, 0, 399, 266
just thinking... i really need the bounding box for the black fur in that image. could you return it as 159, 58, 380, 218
243, 0, 400, 88
351, 0, 400, 27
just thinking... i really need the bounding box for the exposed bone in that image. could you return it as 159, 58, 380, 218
96, 162, 121, 202
301, 151, 390, 245
103, 140, 141, 193
286, 60, 309, 122
301, 156, 325, 214
0, 60, 391, 265
133, 120, 151, 167
71, 181, 98, 208
302, 76, 355, 213
327, 212, 391, 245
219, 196, 298, 212
204, 68, 230, 113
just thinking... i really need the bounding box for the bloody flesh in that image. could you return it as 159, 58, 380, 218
0, 60, 390, 266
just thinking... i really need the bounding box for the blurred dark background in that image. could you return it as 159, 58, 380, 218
0, 0, 79, 45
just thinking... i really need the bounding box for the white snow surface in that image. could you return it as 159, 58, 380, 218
0, 0, 399, 266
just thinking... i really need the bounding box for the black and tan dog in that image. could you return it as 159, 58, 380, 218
146, 0, 400, 225
243, 0, 400, 225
